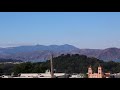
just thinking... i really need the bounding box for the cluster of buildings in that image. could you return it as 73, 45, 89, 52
1, 70, 66, 78
1, 66, 111, 78
1, 69, 86, 78
110, 73, 120, 78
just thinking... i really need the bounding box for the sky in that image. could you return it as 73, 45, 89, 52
0, 12, 120, 49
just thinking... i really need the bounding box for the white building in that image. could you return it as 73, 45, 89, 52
17, 70, 65, 78
69, 74, 85, 78
2, 75, 12, 78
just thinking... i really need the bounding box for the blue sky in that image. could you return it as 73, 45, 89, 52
0, 12, 120, 49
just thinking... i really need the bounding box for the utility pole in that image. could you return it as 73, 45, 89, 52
50, 53, 54, 78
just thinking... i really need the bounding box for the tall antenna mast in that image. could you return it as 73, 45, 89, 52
50, 53, 54, 78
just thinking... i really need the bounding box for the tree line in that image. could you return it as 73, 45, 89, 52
0, 54, 120, 75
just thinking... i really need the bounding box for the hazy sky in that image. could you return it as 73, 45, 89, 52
0, 12, 120, 49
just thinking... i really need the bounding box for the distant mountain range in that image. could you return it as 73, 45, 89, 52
0, 44, 120, 62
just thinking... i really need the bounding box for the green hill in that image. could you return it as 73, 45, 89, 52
45, 54, 120, 74
1, 54, 120, 75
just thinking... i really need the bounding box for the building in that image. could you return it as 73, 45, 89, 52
69, 73, 85, 78
18, 70, 65, 78
87, 65, 103, 78
104, 73, 110, 78
110, 73, 120, 78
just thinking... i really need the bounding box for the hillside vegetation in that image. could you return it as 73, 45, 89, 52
0, 54, 120, 75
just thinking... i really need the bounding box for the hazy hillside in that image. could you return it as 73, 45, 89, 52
1, 54, 120, 75
0, 44, 80, 62
0, 58, 22, 62
97, 48, 120, 61
0, 44, 120, 62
